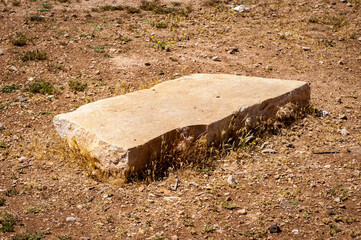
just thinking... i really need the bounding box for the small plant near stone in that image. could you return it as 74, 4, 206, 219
12, 0, 20, 6
344, 216, 358, 225
238, 228, 268, 238
0, 197, 5, 206
117, 35, 132, 44
4, 188, 19, 197
220, 199, 238, 209
24, 204, 48, 214
171, 1, 180, 6
40, 1, 52, 10
0, 141, 8, 148
327, 185, 349, 201
0, 211, 19, 233
103, 53, 113, 58
201, 223, 215, 234
26, 79, 54, 95
328, 223, 341, 236
11, 33, 27, 46
140, 0, 192, 16
22, 50, 47, 61
125, 6, 140, 14
204, 0, 222, 7
154, 21, 168, 29
28, 15, 45, 22
88, 45, 105, 53
350, 230, 361, 238
58, 235, 72, 240
99, 5, 124, 11
12, 231, 46, 240
68, 79, 87, 92
2, 84, 20, 93
151, 37, 176, 50
183, 219, 194, 227
309, 16, 319, 23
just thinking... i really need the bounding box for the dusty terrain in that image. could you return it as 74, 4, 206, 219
0, 0, 360, 239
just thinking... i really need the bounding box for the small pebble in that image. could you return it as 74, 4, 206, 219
66, 217, 76, 222
18, 156, 28, 163
18, 96, 28, 102
339, 114, 347, 120
0, 50, 4, 55
9, 66, 18, 72
302, 46, 311, 51
0, 123, 4, 130
324, 165, 331, 169
227, 175, 236, 185
189, 182, 199, 187
261, 148, 277, 154
237, 209, 247, 215
268, 223, 281, 233
212, 56, 221, 61
340, 128, 350, 135
292, 229, 299, 234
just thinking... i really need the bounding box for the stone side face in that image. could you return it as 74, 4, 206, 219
53, 74, 310, 174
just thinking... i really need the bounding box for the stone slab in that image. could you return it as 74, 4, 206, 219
53, 74, 310, 174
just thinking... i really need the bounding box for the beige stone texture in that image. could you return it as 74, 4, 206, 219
53, 74, 310, 173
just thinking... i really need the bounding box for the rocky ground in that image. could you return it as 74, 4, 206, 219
0, 0, 360, 239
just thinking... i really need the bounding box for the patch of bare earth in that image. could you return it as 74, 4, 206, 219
0, 0, 360, 239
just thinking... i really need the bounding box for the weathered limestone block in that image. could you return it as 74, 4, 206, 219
53, 74, 310, 174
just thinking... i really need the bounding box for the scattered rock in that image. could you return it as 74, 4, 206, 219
261, 148, 277, 154
336, 97, 342, 104
0, 123, 4, 131
237, 209, 247, 215
340, 0, 346, 2
0, 50, 3, 55
145, 62, 151, 66
227, 175, 236, 185
212, 56, 221, 61
340, 128, 350, 135
338, 59, 344, 65
18, 156, 28, 163
8, 66, 18, 72
339, 114, 347, 120
228, 48, 239, 54
18, 96, 28, 102
324, 165, 331, 169
346, 3, 352, 7
80, 238, 90, 240
170, 235, 178, 240
334, 197, 341, 203
232, 5, 250, 12
268, 223, 282, 233
302, 46, 311, 51
189, 182, 199, 187
292, 229, 300, 234
66, 217, 76, 222
315, 109, 329, 117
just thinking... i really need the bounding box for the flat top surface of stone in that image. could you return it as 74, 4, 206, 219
57, 74, 307, 149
